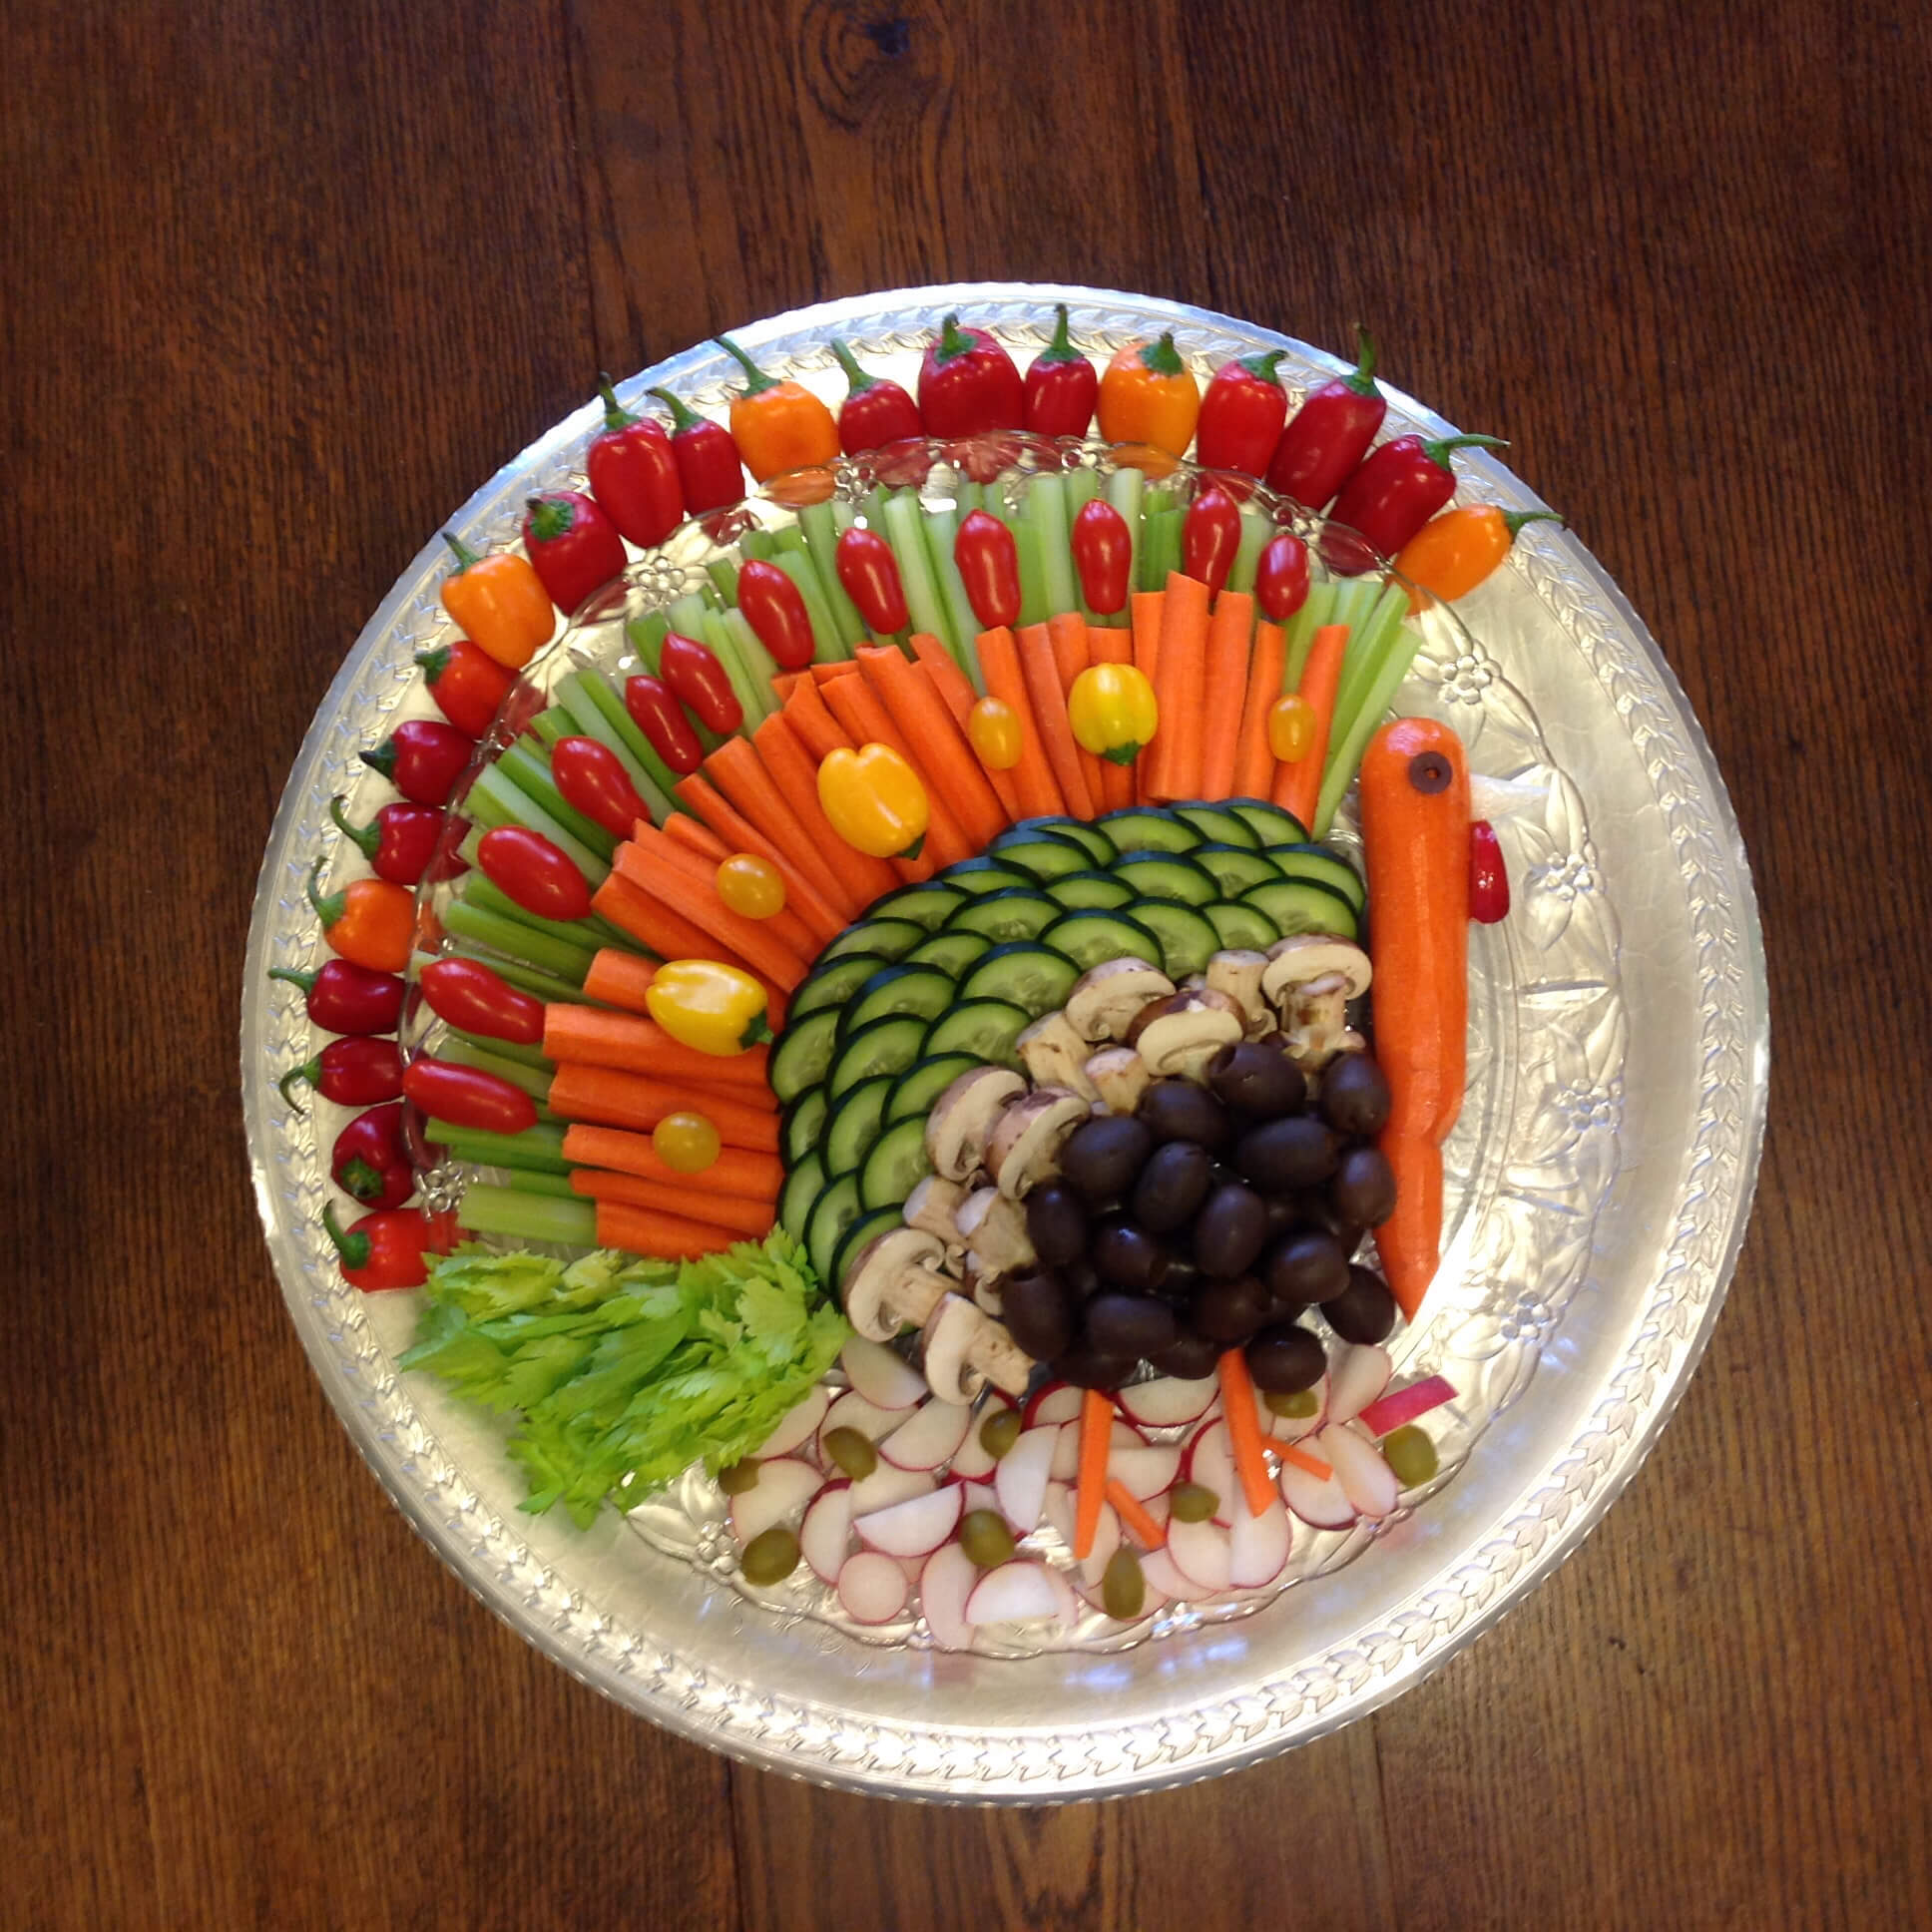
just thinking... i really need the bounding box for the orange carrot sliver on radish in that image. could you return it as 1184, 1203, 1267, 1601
570, 1169, 775, 1237
1018, 620, 1095, 818
751, 714, 900, 907
593, 1200, 739, 1260
583, 948, 656, 1013
1280, 1443, 1334, 1482
1146, 572, 1210, 801
1274, 622, 1350, 826
1198, 589, 1255, 801
1086, 626, 1138, 811
1231, 619, 1287, 801
1215, 1349, 1278, 1521
1073, 1388, 1114, 1560
818, 670, 972, 867
1105, 1478, 1168, 1552
541, 1006, 772, 1090
973, 627, 1062, 817
562, 1122, 782, 1197
1047, 611, 1108, 813
856, 645, 1007, 851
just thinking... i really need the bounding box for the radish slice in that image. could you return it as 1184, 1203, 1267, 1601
1117, 1374, 1218, 1429
1107, 1443, 1182, 1501
1041, 1485, 1121, 1586
994, 1425, 1058, 1533
1279, 1454, 1355, 1530
1041, 1560, 1083, 1631
1257, 1373, 1326, 1444
837, 1550, 910, 1624
754, 1385, 830, 1461
1024, 1380, 1084, 1428
1165, 1515, 1235, 1593
800, 1481, 855, 1583
1138, 1546, 1192, 1603
945, 1395, 1015, 1479
1051, 1416, 1144, 1481
1324, 1342, 1393, 1426
1320, 1423, 1400, 1519
1182, 1419, 1237, 1525
1226, 1491, 1293, 1588
855, 1483, 964, 1558
848, 1461, 937, 1514
1356, 1375, 1458, 1439
727, 1457, 822, 1548
953, 1477, 999, 1516
878, 1399, 973, 1471
919, 1543, 979, 1652
964, 1560, 1065, 1626
840, 1335, 928, 1410
816, 1388, 903, 1458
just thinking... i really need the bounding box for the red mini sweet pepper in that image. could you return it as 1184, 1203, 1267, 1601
1327, 432, 1507, 564
1253, 532, 1311, 621
400, 1054, 539, 1136
322, 1201, 456, 1292
477, 826, 593, 923
361, 718, 471, 808
278, 1035, 404, 1111
1023, 303, 1099, 439
1197, 349, 1289, 476
1182, 485, 1242, 596
829, 339, 922, 455
417, 956, 546, 1046
623, 673, 706, 773
646, 387, 744, 515
834, 527, 910, 636
1468, 819, 1510, 924
327, 794, 459, 888
521, 491, 627, 616
918, 315, 1024, 436
655, 634, 743, 734
551, 735, 650, 839
331, 1102, 415, 1210
587, 374, 685, 548
1070, 499, 1133, 616
953, 511, 1021, 630
1266, 325, 1389, 509
735, 560, 817, 670
267, 959, 404, 1036
414, 638, 513, 738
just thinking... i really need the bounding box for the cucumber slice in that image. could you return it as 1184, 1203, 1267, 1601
791, 952, 892, 1020
1045, 868, 1136, 911
1111, 851, 1219, 906
1241, 877, 1360, 941
825, 1014, 929, 1101
858, 1115, 934, 1210
838, 963, 959, 1041
923, 998, 1031, 1069
830, 1206, 904, 1299
1190, 842, 1285, 897
1007, 815, 1116, 866
939, 857, 1039, 897
805, 1174, 862, 1291
868, 882, 969, 932
946, 888, 1061, 943
1038, 909, 1164, 971
1228, 799, 1309, 846
1128, 898, 1220, 978
1204, 900, 1279, 952
906, 927, 994, 976
1274, 842, 1367, 915
884, 1051, 984, 1126
768, 1007, 840, 1103
957, 940, 1081, 1018
823, 1075, 895, 1177
780, 1152, 826, 1245
986, 828, 1092, 881
818, 917, 926, 964
1170, 800, 1261, 848
1095, 807, 1200, 853
780, 1086, 829, 1165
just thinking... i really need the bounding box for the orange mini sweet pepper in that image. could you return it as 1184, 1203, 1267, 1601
716, 336, 839, 483
1393, 504, 1566, 608
438, 534, 555, 671
1096, 331, 1202, 458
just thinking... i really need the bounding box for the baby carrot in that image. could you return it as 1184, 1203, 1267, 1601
1230, 619, 1287, 801
592, 873, 748, 974
751, 714, 901, 907
672, 771, 846, 940
570, 1170, 775, 1238
1130, 590, 1166, 801
639, 824, 821, 965
612, 831, 808, 989
1273, 622, 1350, 827
593, 1200, 739, 1260
666, 813, 729, 861
1048, 612, 1108, 811
583, 948, 656, 1013
1197, 589, 1254, 800
907, 630, 1018, 820
1073, 1388, 1114, 1561
1086, 626, 1138, 810
781, 677, 855, 763
554, 1074, 781, 1153
975, 626, 1064, 817
697, 742, 854, 929
541, 1006, 772, 1090
1017, 621, 1094, 818
855, 645, 1007, 850
810, 660, 859, 682
563, 1123, 783, 1195
1216, 1349, 1277, 1521
1145, 571, 1210, 800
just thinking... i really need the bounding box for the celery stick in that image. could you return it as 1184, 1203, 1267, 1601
882, 489, 955, 657
921, 503, 983, 670
700, 609, 769, 726
448, 1027, 551, 1071
724, 609, 783, 715
461, 778, 516, 832
953, 479, 983, 517
1027, 472, 1079, 620
859, 485, 888, 530
1104, 466, 1145, 623
769, 548, 847, 662
1324, 581, 1393, 739
495, 1169, 581, 1200
624, 610, 670, 674
738, 527, 777, 563
438, 1035, 555, 1104
1227, 504, 1272, 596
436, 944, 603, 1004
527, 708, 572, 752
829, 500, 856, 533
1313, 597, 1424, 837
1281, 580, 1334, 691
441, 899, 594, 981
467, 763, 609, 883
455, 1184, 596, 1243
799, 499, 868, 646
707, 558, 739, 606
1325, 581, 1411, 758
431, 1120, 570, 1169
556, 670, 678, 817
1011, 518, 1049, 629
1065, 467, 1100, 516
495, 740, 618, 860
1140, 507, 1183, 591
462, 874, 617, 957
667, 591, 710, 639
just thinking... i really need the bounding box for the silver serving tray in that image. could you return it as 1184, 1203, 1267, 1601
242, 283, 1767, 1799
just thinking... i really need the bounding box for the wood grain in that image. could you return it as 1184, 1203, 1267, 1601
7, 0, 1931, 1924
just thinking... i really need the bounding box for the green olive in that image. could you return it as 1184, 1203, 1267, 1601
959, 1509, 1017, 1570
1169, 1481, 1219, 1524
1382, 1425, 1438, 1488
1263, 1387, 1320, 1420
740, 1524, 801, 1586
717, 1458, 760, 1495
978, 1407, 1022, 1461
823, 1426, 878, 1481
1101, 1546, 1147, 1621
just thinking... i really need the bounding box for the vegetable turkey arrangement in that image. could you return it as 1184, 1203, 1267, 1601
270, 306, 1550, 1641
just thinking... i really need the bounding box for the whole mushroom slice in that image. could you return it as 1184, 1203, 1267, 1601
1016, 1010, 1101, 1102
1064, 958, 1175, 1043
1205, 949, 1272, 1037
984, 1088, 1091, 1199
840, 1225, 950, 1342
920, 1291, 1035, 1401
1260, 935, 1373, 1071
925, 1066, 1027, 1183
955, 1185, 1037, 1275
1126, 987, 1244, 1079
902, 1174, 969, 1247
1085, 1045, 1153, 1115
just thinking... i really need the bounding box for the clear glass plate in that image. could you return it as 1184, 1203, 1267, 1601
241, 283, 1768, 1799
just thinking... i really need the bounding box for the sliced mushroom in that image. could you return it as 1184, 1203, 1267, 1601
920, 1293, 990, 1405
1205, 949, 1272, 1037
1064, 958, 1174, 1043
1261, 936, 1373, 1072
1016, 1010, 1102, 1102
1085, 1045, 1154, 1115
961, 1252, 1002, 1317
1125, 987, 1244, 1078
902, 1174, 969, 1250
984, 1087, 1091, 1199
924, 1065, 1027, 1183
840, 1225, 950, 1342
955, 1186, 1036, 1274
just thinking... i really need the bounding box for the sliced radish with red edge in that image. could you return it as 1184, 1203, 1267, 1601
726, 1457, 821, 1548
855, 1483, 964, 1558
837, 1550, 910, 1624
839, 1335, 927, 1410
1356, 1375, 1458, 1439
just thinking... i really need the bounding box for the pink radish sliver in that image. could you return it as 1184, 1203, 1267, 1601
1227, 1492, 1293, 1589
1024, 1380, 1084, 1428
1280, 1454, 1356, 1530
945, 1395, 1015, 1479
993, 1424, 1057, 1534
1257, 1373, 1326, 1444
726, 1457, 821, 1548
964, 1561, 1064, 1627
1165, 1515, 1235, 1594
847, 1462, 936, 1514
919, 1543, 978, 1652
1107, 1443, 1182, 1500
816, 1388, 903, 1457
1356, 1375, 1458, 1438
839, 1335, 927, 1410
854, 1483, 964, 1558
800, 1480, 855, 1584
1325, 1342, 1393, 1425
1320, 1423, 1400, 1519
1117, 1374, 1218, 1429
1183, 1419, 1238, 1525
753, 1385, 829, 1461
837, 1550, 910, 1624
878, 1399, 972, 1471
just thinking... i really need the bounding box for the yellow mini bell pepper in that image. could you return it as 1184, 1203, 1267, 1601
1095, 332, 1201, 458
1067, 664, 1159, 766
645, 958, 771, 1056
816, 742, 930, 858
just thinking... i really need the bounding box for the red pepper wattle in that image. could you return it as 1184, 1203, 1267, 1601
1468, 819, 1510, 924
1071, 498, 1133, 616
322, 1201, 456, 1292
327, 794, 457, 887
1022, 303, 1098, 439
735, 561, 816, 670
360, 718, 471, 808
521, 491, 627, 615
586, 375, 685, 548
918, 315, 1024, 437
1266, 324, 1388, 509
623, 672, 706, 774
1197, 350, 1289, 475
414, 638, 513, 738
551, 735, 650, 839
646, 387, 744, 515
953, 511, 1021, 630
417, 956, 546, 1045
1327, 433, 1507, 568
834, 527, 910, 635
331, 1102, 415, 1209
278, 1035, 404, 1111
267, 959, 404, 1037
829, 339, 922, 455
400, 1054, 539, 1136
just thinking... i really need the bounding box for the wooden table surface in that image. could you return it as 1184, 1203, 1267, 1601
9, 1, 1930, 1925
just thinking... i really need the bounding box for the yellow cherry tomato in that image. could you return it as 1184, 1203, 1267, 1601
816, 741, 930, 859
1066, 663, 1159, 765
967, 696, 1023, 770
716, 852, 786, 919
652, 1110, 722, 1174
646, 958, 770, 1055
1267, 693, 1317, 763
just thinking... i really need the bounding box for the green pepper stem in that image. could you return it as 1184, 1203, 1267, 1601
647, 385, 704, 435
321, 1201, 370, 1270
304, 857, 346, 932
1037, 301, 1080, 366
525, 495, 575, 543
1238, 349, 1285, 384
829, 338, 875, 393
596, 372, 638, 430
441, 531, 481, 573
359, 737, 398, 781
275, 1059, 319, 1111
936, 314, 973, 364
1421, 433, 1509, 470
1140, 331, 1185, 377
339, 1157, 384, 1203
1503, 509, 1566, 538
716, 334, 779, 396
413, 644, 452, 683
1344, 324, 1379, 397
266, 966, 319, 996
326, 794, 380, 861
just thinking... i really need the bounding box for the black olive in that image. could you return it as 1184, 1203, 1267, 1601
1262, 1228, 1352, 1304
1091, 1215, 1170, 1292
1245, 1322, 1327, 1393
1135, 1079, 1231, 1153
1084, 1291, 1179, 1362
1025, 1181, 1089, 1266
1000, 1269, 1076, 1360
1318, 1053, 1392, 1138
1062, 1255, 1103, 1303
1328, 1146, 1397, 1227
1324, 1263, 1400, 1344
1058, 1115, 1154, 1208
1132, 1140, 1213, 1233
1190, 1274, 1271, 1344
1150, 1327, 1221, 1380
1054, 1336, 1135, 1390
1233, 1116, 1339, 1192
1207, 1040, 1307, 1120
1193, 1182, 1269, 1279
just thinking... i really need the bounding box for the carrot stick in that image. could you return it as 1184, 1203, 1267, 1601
570, 1169, 775, 1237
1216, 1349, 1277, 1521
975, 626, 1063, 817
1360, 716, 1470, 1319
611, 831, 808, 990
911, 632, 1018, 818
672, 771, 846, 942
552, 1072, 780, 1154
855, 645, 1007, 850
1146, 572, 1211, 801
542, 1006, 773, 1091
593, 1201, 739, 1260
780, 677, 854, 763
1047, 612, 1108, 813
592, 874, 747, 972
1105, 1477, 1169, 1552
1273, 622, 1351, 826
1198, 590, 1254, 801
702, 737, 854, 929
1017, 621, 1094, 818
1073, 1388, 1113, 1561
1130, 590, 1166, 804
818, 671, 972, 867
810, 660, 860, 683
635, 822, 821, 966
666, 813, 730, 861
1085, 626, 1138, 811
772, 673, 805, 704
1280, 1443, 1334, 1482
562, 1123, 784, 1197
920, 661, 1019, 821
751, 715, 901, 908
583, 949, 656, 1013
1230, 619, 1287, 801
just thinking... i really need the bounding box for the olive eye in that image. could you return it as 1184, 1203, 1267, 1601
1407, 750, 1452, 793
